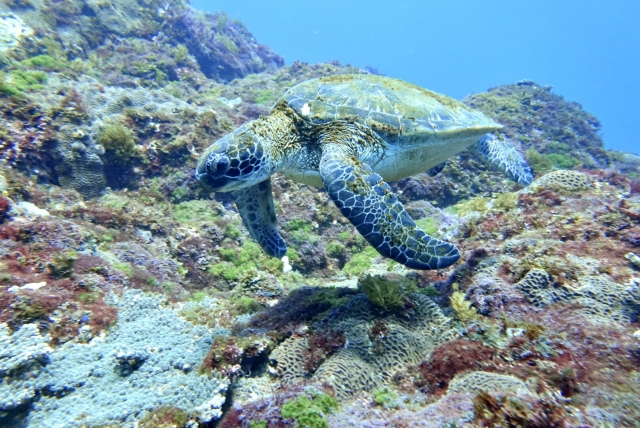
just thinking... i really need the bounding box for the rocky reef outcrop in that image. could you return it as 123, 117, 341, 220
1, 1, 639, 427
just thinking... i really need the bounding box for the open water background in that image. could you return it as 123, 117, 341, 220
193, 0, 640, 155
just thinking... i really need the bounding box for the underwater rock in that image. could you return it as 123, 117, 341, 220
3, 0, 282, 82
20, 289, 228, 426
0, 12, 32, 53
446, 370, 531, 396
169, 10, 284, 81
465, 81, 611, 170
626, 252, 640, 269
1, 0, 639, 426
9, 200, 49, 219
516, 267, 640, 323
0, 323, 52, 411
269, 293, 457, 399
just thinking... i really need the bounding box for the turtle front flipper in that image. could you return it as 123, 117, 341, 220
319, 145, 460, 270
233, 179, 287, 258
469, 134, 533, 185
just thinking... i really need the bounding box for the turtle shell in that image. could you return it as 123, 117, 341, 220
280, 74, 500, 145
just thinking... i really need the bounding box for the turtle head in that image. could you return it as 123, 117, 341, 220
196, 124, 271, 192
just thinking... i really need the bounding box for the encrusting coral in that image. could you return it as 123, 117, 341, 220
517, 268, 640, 323
527, 169, 593, 192
1, 0, 640, 426
269, 293, 458, 399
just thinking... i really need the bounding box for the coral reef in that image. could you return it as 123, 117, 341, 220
464, 80, 610, 170
517, 268, 640, 323
16, 289, 227, 427
527, 169, 593, 192
393, 80, 618, 207
269, 293, 457, 399
0, 0, 639, 426
0, 323, 52, 413
446, 370, 531, 395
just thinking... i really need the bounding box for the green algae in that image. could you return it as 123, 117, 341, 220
337, 231, 351, 241
546, 141, 570, 152
415, 217, 439, 236
78, 292, 101, 303
101, 233, 115, 243
21, 54, 67, 70
286, 247, 301, 264
112, 262, 133, 275
172, 44, 189, 63
209, 241, 283, 282
281, 392, 338, 428
138, 406, 189, 428
417, 286, 439, 298
372, 387, 399, 409
216, 33, 239, 53
254, 89, 274, 105
97, 123, 139, 164
285, 219, 319, 245
172, 200, 219, 224
47, 251, 77, 279
169, 187, 190, 203
190, 291, 208, 302
305, 287, 353, 315
342, 246, 378, 276
493, 192, 518, 212
452, 191, 518, 218
208, 261, 244, 282
450, 291, 479, 323
99, 193, 131, 211
526, 148, 580, 173
231, 295, 264, 315
359, 274, 416, 310
452, 197, 490, 217
546, 153, 581, 169
224, 223, 242, 239
0, 70, 47, 96
467, 91, 524, 114
325, 241, 345, 258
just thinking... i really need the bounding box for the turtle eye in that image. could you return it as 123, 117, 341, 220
207, 154, 230, 176
215, 156, 229, 174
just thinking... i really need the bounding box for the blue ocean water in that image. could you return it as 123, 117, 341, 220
193, 0, 640, 155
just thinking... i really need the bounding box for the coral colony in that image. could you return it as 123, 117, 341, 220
0, 1, 639, 427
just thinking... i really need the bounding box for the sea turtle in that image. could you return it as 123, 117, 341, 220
196, 74, 532, 270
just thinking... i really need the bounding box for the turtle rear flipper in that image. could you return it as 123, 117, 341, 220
320, 145, 460, 270
233, 179, 287, 258
469, 134, 533, 185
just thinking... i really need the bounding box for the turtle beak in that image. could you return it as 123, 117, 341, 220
196, 170, 230, 192
196, 135, 232, 191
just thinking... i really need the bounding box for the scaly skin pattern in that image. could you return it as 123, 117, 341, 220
233, 179, 286, 258
195, 124, 272, 192
468, 134, 533, 185
319, 143, 460, 269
